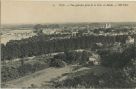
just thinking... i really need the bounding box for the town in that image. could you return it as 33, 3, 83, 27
1, 23, 136, 44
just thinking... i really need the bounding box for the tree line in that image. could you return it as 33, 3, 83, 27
1, 34, 131, 61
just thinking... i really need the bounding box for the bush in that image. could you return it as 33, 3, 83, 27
2, 61, 49, 82
49, 58, 65, 67
98, 46, 135, 69
54, 51, 90, 65
32, 62, 48, 72
17, 63, 33, 76
51, 69, 135, 88
1, 66, 19, 82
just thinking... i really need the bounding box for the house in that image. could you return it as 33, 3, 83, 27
105, 24, 111, 29
87, 53, 100, 65
88, 57, 100, 65
72, 32, 78, 37
126, 36, 134, 44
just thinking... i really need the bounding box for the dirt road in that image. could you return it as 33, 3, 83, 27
4, 66, 72, 88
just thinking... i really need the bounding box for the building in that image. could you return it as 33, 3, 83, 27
88, 57, 100, 65
105, 24, 111, 28
126, 36, 134, 44
134, 34, 136, 46
72, 32, 78, 37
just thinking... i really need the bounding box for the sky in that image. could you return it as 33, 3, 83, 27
1, 1, 136, 24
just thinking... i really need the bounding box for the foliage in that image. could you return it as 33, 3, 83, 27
1, 59, 49, 82
51, 68, 135, 88
49, 58, 65, 67
1, 34, 130, 61
33, 24, 44, 35
98, 45, 135, 68
50, 46, 136, 88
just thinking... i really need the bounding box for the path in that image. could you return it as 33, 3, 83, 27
4, 65, 72, 88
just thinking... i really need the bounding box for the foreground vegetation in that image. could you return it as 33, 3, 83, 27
49, 45, 136, 88
1, 50, 92, 83
1, 55, 50, 82
1, 32, 136, 88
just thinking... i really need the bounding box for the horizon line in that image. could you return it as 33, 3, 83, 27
2, 21, 136, 25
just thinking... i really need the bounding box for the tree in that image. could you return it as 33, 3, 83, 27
33, 24, 44, 35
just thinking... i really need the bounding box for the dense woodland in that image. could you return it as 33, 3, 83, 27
1, 34, 132, 61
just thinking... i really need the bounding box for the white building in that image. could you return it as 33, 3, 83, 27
72, 32, 78, 37
88, 57, 100, 65
105, 24, 111, 28
126, 36, 134, 44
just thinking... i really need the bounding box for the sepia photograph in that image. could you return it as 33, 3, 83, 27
1, 0, 136, 88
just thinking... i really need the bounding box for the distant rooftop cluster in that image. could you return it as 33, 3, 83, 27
1, 23, 136, 45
